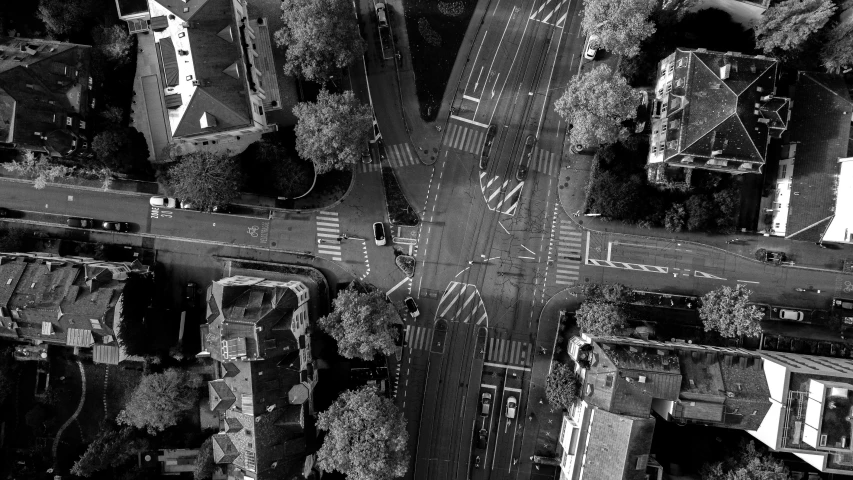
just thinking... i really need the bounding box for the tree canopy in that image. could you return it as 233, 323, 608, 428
699, 285, 763, 338
37, 0, 95, 37
821, 18, 853, 73
116, 369, 202, 434
91, 127, 151, 175
700, 440, 787, 480
575, 301, 629, 336
293, 89, 373, 175
546, 362, 582, 410
317, 386, 409, 480
116, 273, 156, 357
194, 437, 217, 480
168, 151, 242, 210
71, 426, 149, 477
275, 0, 366, 82
319, 287, 399, 360
755, 0, 834, 54
555, 65, 641, 147
92, 24, 135, 65
581, 0, 656, 57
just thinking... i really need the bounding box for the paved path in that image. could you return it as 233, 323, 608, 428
52, 360, 86, 460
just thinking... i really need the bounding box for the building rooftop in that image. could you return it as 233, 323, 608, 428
580, 410, 655, 480
783, 72, 853, 242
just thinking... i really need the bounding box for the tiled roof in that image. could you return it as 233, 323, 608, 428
169, 0, 252, 138
784, 72, 853, 241
0, 37, 91, 152
151, 0, 215, 21
582, 410, 655, 480
209, 379, 237, 412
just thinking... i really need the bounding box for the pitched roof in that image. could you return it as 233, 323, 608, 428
784, 72, 853, 242
661, 48, 782, 167
151, 0, 215, 21
581, 410, 656, 480
209, 379, 237, 412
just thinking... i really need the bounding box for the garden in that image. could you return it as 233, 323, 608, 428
402, 0, 479, 120
584, 136, 742, 234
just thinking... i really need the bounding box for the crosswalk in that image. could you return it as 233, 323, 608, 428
436, 282, 488, 325
404, 325, 434, 351
479, 172, 523, 216
443, 122, 487, 155
486, 338, 532, 367
315, 211, 342, 261
549, 211, 583, 285
357, 143, 420, 172
531, 147, 560, 177
529, 0, 569, 27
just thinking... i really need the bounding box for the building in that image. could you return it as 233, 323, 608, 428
647, 48, 789, 182
117, 0, 279, 159
0, 37, 93, 158
750, 350, 853, 474
201, 275, 316, 480
761, 72, 853, 242
0, 253, 150, 364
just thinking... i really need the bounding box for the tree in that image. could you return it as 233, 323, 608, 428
581, 0, 656, 57
3, 150, 73, 189
822, 18, 853, 72
685, 195, 712, 231
37, 0, 94, 37
317, 386, 409, 480
713, 188, 740, 231
92, 24, 135, 65
254, 138, 313, 197
194, 437, 217, 480
546, 362, 582, 410
575, 301, 629, 336
168, 151, 242, 210
580, 283, 633, 303
71, 426, 149, 477
586, 171, 647, 220
293, 90, 373, 174
700, 440, 787, 480
91, 128, 151, 174
0, 347, 17, 406
100, 105, 125, 124
319, 287, 400, 360
755, 0, 834, 53
664, 202, 686, 233
275, 0, 366, 82
116, 369, 202, 434
555, 65, 641, 146
699, 285, 763, 338
0, 226, 28, 253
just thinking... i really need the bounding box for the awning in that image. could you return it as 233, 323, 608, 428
157, 37, 179, 87
93, 344, 119, 365
165, 93, 183, 108
150, 15, 168, 31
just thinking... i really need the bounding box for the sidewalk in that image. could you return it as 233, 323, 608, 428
556, 152, 853, 273
516, 290, 580, 479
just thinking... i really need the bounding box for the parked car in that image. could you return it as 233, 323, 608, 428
834, 298, 853, 310
211, 204, 230, 213
480, 124, 498, 170
184, 282, 198, 309
477, 428, 488, 449
505, 396, 517, 419
516, 134, 535, 181
180, 200, 199, 210
0, 207, 8, 217
583, 34, 599, 60
102, 221, 129, 232
405, 297, 420, 318
66, 217, 95, 228
480, 392, 492, 416
375, 2, 388, 27
149, 196, 177, 209
779, 309, 804, 321
373, 222, 386, 246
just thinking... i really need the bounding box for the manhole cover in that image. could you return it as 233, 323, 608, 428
559, 186, 564, 189
271, 241, 277, 247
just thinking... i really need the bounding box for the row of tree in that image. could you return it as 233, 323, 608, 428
574, 283, 764, 339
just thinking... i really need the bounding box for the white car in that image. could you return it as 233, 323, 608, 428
373, 222, 386, 246
375, 2, 388, 27
779, 309, 804, 321
506, 396, 517, 419
584, 34, 599, 60
149, 196, 177, 208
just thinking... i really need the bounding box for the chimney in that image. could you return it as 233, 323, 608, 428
720, 64, 731, 80
760, 95, 772, 102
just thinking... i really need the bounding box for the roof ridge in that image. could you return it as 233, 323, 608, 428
172, 87, 250, 137
732, 114, 764, 161
694, 52, 736, 96
731, 61, 775, 97
803, 72, 853, 105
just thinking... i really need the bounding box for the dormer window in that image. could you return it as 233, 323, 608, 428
66, 117, 73, 126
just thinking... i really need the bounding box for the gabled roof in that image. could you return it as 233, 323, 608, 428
784, 72, 853, 242
581, 410, 656, 480
212, 433, 240, 463
209, 379, 236, 412
151, 0, 215, 21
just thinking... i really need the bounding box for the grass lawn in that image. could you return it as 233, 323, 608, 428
382, 167, 419, 226
291, 168, 353, 210
402, 0, 479, 120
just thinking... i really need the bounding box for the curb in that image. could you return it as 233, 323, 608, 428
284, 166, 358, 214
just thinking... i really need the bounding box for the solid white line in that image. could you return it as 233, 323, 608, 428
317, 227, 340, 233
386, 276, 412, 296
439, 281, 461, 303
316, 221, 339, 227
455, 266, 471, 278
483, 362, 531, 371
450, 114, 489, 128
519, 256, 535, 259
584, 231, 591, 263
520, 244, 534, 254
541, 0, 566, 23
317, 232, 340, 238
488, 0, 539, 125
440, 289, 464, 317
487, 185, 503, 202
464, 32, 489, 93
319, 211, 338, 216
498, 221, 510, 235
738, 280, 760, 284
504, 181, 524, 199
463, 95, 481, 103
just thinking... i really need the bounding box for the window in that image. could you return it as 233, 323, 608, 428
256, 104, 264, 115
779, 165, 787, 179
66, 117, 73, 126
79, 120, 86, 130
202, 141, 209, 145
89, 318, 101, 330
186, 75, 193, 81
605, 374, 614, 387
675, 78, 683, 88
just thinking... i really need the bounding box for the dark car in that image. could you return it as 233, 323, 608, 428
102, 221, 129, 232
184, 282, 198, 309
477, 428, 488, 449
480, 124, 498, 170
0, 208, 8, 217
517, 135, 535, 181
66, 217, 95, 228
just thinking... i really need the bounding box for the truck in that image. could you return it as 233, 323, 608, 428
375, 3, 395, 61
